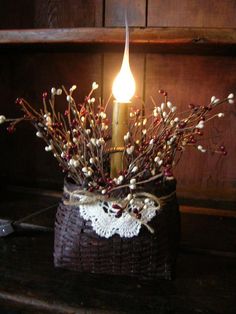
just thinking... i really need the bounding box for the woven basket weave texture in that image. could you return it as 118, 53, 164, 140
54, 179, 180, 280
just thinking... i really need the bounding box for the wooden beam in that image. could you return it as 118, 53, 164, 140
0, 27, 235, 46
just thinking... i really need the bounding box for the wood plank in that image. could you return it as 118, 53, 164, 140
148, 0, 236, 27
0, 0, 103, 29
0, 27, 235, 47
105, 0, 146, 27
145, 54, 236, 202
34, 0, 103, 28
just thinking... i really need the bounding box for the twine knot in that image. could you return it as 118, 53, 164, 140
63, 186, 176, 235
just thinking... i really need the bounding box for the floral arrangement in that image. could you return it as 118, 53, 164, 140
0, 83, 234, 223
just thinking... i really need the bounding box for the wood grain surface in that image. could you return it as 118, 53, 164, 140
0, 0, 104, 29
148, 0, 236, 27
34, 0, 103, 28
145, 54, 236, 201
1, 28, 235, 47
105, 0, 146, 27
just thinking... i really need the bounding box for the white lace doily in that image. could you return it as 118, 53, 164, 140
79, 198, 158, 238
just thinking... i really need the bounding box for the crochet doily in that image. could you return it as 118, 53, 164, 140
79, 198, 158, 238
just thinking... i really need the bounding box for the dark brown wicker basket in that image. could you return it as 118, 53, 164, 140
54, 179, 180, 280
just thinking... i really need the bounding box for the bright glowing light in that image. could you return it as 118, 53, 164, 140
112, 57, 136, 103
112, 21, 136, 103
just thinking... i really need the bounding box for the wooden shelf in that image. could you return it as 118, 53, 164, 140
0, 27, 235, 54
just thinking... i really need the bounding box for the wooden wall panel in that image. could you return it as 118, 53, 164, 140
0, 52, 102, 187
35, 0, 103, 28
0, 0, 34, 29
148, 0, 236, 27
145, 54, 236, 201
105, 0, 146, 26
0, 0, 104, 29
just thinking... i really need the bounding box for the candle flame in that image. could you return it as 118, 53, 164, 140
112, 19, 136, 103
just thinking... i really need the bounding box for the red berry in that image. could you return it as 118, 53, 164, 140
15, 98, 23, 105
65, 153, 71, 160
112, 204, 122, 210
7, 126, 15, 133
179, 122, 186, 128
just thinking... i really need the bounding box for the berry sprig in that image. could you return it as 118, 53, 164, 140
0, 85, 234, 212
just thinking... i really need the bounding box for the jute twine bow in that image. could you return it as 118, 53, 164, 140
63, 186, 176, 234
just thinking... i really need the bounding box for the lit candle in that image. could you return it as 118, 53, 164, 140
110, 22, 136, 178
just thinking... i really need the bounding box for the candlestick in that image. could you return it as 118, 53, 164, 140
110, 18, 136, 178
110, 101, 129, 178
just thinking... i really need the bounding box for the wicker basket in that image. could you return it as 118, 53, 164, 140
54, 179, 180, 280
